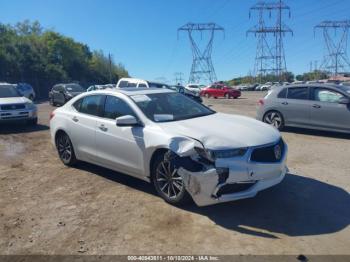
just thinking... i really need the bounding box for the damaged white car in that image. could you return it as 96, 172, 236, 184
50, 88, 288, 206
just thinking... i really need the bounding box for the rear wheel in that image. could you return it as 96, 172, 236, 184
263, 111, 284, 130
152, 152, 191, 206
56, 132, 77, 166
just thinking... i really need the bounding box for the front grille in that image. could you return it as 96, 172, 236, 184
250, 139, 285, 163
216, 182, 256, 197
1, 104, 25, 111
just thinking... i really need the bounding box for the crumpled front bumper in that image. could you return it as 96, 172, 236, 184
177, 145, 288, 206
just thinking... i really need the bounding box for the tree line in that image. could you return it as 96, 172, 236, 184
0, 20, 129, 98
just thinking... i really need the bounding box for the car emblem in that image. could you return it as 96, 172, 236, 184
274, 144, 282, 160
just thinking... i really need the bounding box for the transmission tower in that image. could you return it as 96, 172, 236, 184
247, 0, 293, 82
174, 72, 184, 85
178, 23, 224, 84
314, 20, 350, 76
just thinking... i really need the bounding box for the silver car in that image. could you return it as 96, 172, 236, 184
257, 84, 350, 133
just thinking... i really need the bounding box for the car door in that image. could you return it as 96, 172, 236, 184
310, 87, 350, 131
280, 86, 311, 126
95, 95, 145, 177
68, 95, 105, 161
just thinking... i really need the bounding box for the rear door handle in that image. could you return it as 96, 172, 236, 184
281, 102, 288, 105
72, 116, 79, 122
313, 104, 321, 109
98, 124, 108, 132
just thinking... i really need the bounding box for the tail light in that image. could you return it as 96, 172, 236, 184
50, 111, 55, 120
258, 99, 264, 106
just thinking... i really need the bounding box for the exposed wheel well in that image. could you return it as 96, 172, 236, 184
54, 130, 68, 147
149, 148, 169, 180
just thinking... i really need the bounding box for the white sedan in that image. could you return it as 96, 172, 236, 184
50, 88, 288, 206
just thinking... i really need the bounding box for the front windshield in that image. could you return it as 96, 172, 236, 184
131, 92, 215, 122
0, 85, 21, 98
339, 85, 350, 95
65, 84, 84, 92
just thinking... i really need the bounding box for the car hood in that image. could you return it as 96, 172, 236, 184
158, 113, 281, 149
0, 96, 31, 105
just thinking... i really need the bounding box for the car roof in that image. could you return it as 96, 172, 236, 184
91, 87, 174, 96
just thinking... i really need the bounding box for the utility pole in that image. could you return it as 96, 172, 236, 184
247, 1, 293, 83
315, 20, 350, 76
178, 23, 224, 84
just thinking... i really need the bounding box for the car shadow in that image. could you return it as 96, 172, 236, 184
282, 126, 350, 140
0, 122, 49, 134
74, 163, 350, 239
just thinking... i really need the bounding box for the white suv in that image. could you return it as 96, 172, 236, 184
0, 84, 38, 125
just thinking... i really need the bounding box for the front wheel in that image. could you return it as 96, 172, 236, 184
56, 132, 77, 166
263, 111, 284, 130
152, 152, 191, 206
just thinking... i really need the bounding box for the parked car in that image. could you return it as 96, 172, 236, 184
257, 84, 350, 133
50, 87, 288, 206
16, 83, 36, 101
116, 78, 168, 89
87, 84, 114, 92
200, 82, 241, 99
0, 83, 37, 125
184, 84, 203, 97
168, 85, 203, 103
49, 83, 85, 106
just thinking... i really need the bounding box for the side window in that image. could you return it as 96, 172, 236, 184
314, 88, 344, 103
127, 82, 137, 88
277, 88, 287, 98
72, 99, 82, 111
138, 83, 147, 88
118, 81, 129, 88
287, 87, 309, 100
79, 95, 104, 116
103, 96, 136, 120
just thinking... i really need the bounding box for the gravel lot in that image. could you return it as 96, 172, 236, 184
0, 91, 349, 255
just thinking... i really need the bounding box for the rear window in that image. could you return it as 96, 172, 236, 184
287, 87, 309, 100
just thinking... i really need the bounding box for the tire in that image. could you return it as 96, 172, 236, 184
263, 111, 285, 130
27, 117, 38, 126
56, 132, 77, 166
151, 151, 191, 206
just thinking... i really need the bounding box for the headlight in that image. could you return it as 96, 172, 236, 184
25, 102, 36, 110
195, 147, 247, 161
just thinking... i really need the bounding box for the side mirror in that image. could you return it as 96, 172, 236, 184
116, 115, 139, 127
339, 97, 350, 104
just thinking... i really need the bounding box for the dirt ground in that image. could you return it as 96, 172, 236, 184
0, 91, 349, 255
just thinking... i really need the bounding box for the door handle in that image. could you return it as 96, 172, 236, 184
313, 104, 321, 109
98, 124, 108, 132
72, 116, 79, 122
281, 102, 288, 105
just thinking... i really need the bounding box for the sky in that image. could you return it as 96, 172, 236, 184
1, 0, 350, 84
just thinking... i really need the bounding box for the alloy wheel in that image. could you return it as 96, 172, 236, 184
57, 135, 72, 163
264, 112, 283, 129
155, 160, 184, 199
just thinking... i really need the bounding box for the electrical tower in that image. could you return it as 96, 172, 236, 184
247, 0, 293, 82
314, 20, 350, 76
174, 72, 184, 85
178, 23, 224, 84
